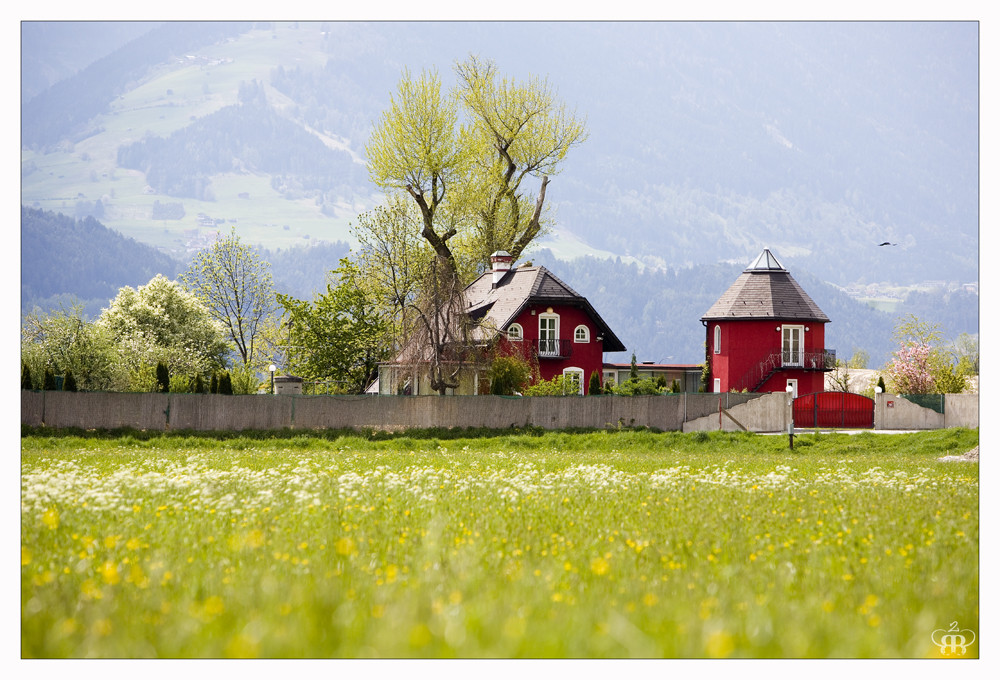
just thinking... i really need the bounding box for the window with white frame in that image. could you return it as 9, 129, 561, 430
538, 313, 559, 356
574, 325, 590, 343
563, 367, 585, 395
714, 325, 721, 354
507, 323, 523, 341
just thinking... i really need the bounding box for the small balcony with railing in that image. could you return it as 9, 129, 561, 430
533, 338, 573, 359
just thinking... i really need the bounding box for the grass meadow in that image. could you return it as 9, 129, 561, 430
21, 427, 979, 658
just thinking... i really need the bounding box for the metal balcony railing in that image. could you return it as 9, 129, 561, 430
533, 338, 573, 359
730, 348, 836, 392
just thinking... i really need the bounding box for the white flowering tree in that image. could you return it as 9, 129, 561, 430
21, 302, 120, 391
98, 274, 229, 389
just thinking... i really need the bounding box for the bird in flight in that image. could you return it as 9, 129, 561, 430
877, 242, 897, 246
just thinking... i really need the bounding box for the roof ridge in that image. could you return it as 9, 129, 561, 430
530, 265, 582, 299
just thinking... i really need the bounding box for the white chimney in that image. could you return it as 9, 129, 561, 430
490, 250, 513, 287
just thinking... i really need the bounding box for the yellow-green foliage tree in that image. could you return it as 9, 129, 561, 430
361, 57, 586, 394
365, 55, 588, 279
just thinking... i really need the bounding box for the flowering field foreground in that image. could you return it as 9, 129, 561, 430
21, 429, 978, 658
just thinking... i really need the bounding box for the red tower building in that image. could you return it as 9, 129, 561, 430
701, 249, 835, 396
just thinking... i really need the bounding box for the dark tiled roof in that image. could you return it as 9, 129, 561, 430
701, 249, 829, 322
465, 266, 627, 352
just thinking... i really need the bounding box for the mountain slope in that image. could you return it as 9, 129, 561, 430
21, 205, 182, 318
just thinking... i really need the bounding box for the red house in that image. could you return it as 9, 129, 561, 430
466, 252, 627, 394
701, 249, 834, 396
376, 252, 626, 395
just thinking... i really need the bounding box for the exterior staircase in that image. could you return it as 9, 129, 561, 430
730, 349, 836, 393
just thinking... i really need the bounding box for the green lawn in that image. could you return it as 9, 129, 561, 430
21, 428, 979, 658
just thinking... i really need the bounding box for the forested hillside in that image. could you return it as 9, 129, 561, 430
21, 21, 977, 288
116, 81, 364, 205
263, 241, 352, 301
21, 205, 352, 320
21, 22, 252, 150
21, 206, 181, 318
20, 22, 159, 104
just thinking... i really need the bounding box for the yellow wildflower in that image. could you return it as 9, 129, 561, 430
99, 561, 120, 585
590, 557, 610, 576
41, 508, 59, 530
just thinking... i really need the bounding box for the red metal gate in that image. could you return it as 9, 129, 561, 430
793, 392, 874, 428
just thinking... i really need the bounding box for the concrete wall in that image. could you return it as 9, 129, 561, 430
945, 394, 979, 429
169, 395, 294, 431
21, 390, 44, 426
21, 390, 977, 433
21, 391, 763, 432
874, 393, 945, 430
25, 391, 169, 430
873, 393, 978, 430
682, 392, 789, 433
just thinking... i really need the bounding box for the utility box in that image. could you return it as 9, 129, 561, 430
274, 375, 304, 395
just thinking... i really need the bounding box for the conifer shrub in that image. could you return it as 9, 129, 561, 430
21, 364, 33, 390
43, 368, 57, 391
62, 370, 78, 392
210, 373, 219, 394
588, 371, 602, 396
218, 371, 234, 395
155, 361, 170, 393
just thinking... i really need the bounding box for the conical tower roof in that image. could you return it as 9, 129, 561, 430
701, 249, 829, 322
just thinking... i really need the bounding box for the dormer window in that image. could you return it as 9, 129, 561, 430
507, 323, 523, 342
574, 325, 590, 343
